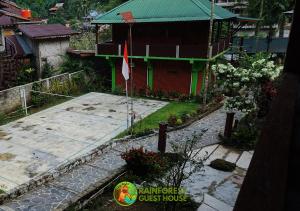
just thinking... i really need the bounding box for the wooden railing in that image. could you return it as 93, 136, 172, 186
96, 38, 230, 59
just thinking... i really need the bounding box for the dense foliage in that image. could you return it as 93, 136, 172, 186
16, 0, 128, 20
247, 0, 295, 36
212, 54, 282, 114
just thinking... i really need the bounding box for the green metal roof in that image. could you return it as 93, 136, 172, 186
92, 0, 237, 24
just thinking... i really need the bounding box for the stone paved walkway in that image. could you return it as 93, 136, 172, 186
0, 108, 230, 211
185, 144, 254, 211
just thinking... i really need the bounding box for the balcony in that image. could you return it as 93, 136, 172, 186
96, 38, 230, 60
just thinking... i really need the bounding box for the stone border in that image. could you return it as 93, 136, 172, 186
64, 170, 127, 210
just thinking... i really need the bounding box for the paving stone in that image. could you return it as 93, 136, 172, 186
205, 145, 230, 165
52, 165, 111, 194
192, 144, 219, 162
203, 194, 233, 211
236, 151, 253, 169
197, 203, 217, 211
0, 185, 75, 211
224, 150, 241, 164
213, 177, 241, 207
89, 150, 126, 171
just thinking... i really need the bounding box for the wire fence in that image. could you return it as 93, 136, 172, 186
0, 71, 85, 124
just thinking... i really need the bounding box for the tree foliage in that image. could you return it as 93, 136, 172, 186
247, 0, 295, 36
16, 0, 128, 20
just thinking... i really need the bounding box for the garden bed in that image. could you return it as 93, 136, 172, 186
116, 101, 223, 140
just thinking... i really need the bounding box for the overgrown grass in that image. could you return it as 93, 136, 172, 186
116, 102, 199, 138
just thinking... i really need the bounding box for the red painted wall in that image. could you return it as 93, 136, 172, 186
152, 60, 191, 95
115, 59, 193, 95
116, 59, 148, 93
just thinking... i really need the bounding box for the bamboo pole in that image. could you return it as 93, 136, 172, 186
203, 0, 214, 105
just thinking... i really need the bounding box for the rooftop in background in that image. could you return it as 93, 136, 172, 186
0, 15, 14, 26
18, 24, 77, 40
0, 0, 29, 22
92, 0, 237, 24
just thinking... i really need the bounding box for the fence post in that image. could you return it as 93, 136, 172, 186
68, 73, 72, 83
46, 78, 50, 89
158, 122, 168, 153
20, 87, 28, 116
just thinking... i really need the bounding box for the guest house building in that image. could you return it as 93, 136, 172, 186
92, 0, 238, 96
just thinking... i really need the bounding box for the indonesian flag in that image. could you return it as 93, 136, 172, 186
122, 41, 130, 81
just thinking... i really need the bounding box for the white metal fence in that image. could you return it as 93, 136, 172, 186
0, 71, 84, 114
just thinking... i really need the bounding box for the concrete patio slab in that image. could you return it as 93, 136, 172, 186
0, 92, 167, 193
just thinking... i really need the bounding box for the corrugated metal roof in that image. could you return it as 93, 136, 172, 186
6, 35, 32, 57
92, 0, 237, 24
18, 24, 77, 39
16, 34, 32, 55
0, 15, 14, 26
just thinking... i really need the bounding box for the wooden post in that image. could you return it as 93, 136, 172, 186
158, 122, 168, 153
224, 112, 235, 138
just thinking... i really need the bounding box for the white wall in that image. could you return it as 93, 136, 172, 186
24, 36, 71, 79
38, 39, 70, 69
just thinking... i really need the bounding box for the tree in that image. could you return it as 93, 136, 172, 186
248, 0, 295, 37
212, 54, 282, 137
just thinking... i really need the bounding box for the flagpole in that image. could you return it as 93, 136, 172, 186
129, 23, 134, 129
125, 80, 129, 129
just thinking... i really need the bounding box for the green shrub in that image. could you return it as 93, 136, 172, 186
42, 62, 54, 79
180, 113, 190, 123
178, 94, 189, 102
16, 67, 37, 86
210, 159, 236, 172
167, 114, 178, 126
156, 90, 165, 99
0, 189, 5, 194
176, 118, 183, 125
113, 86, 124, 95
222, 114, 259, 150
121, 147, 165, 178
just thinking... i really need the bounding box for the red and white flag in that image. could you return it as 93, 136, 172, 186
122, 41, 130, 81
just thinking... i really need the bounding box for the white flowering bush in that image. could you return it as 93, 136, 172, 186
212, 55, 283, 114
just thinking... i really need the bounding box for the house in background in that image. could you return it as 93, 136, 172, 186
49, 2, 64, 15
0, 0, 31, 90
92, 0, 238, 96
215, 0, 248, 16
18, 24, 77, 79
